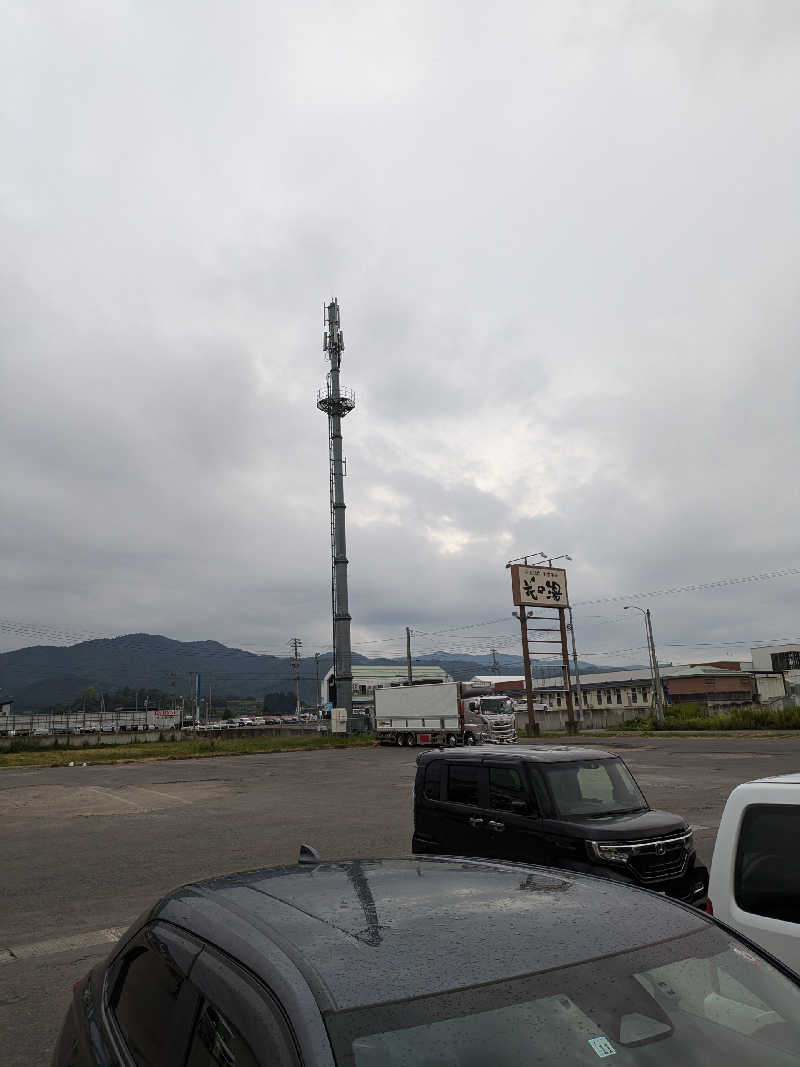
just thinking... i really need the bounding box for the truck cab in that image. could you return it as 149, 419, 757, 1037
461, 694, 516, 744
707, 774, 800, 971
413, 747, 708, 906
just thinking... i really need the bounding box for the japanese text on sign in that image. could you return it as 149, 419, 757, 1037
510, 565, 570, 608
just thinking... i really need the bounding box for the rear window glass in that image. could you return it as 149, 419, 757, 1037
735, 803, 800, 923
447, 764, 480, 805
111, 944, 184, 1066
424, 760, 443, 800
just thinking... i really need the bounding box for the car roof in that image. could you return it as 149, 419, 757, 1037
417, 745, 617, 764
156, 857, 705, 1013
737, 772, 800, 786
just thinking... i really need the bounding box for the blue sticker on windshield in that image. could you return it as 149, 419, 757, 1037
588, 1036, 616, 1058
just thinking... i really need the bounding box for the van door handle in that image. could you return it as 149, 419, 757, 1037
487, 820, 505, 832
468, 817, 484, 828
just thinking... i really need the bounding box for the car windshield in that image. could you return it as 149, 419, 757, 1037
479, 698, 511, 715
541, 757, 648, 818
326, 927, 800, 1066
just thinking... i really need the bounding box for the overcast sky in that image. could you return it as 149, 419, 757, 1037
2, 0, 799, 666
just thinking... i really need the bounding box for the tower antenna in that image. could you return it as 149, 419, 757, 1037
317, 298, 355, 717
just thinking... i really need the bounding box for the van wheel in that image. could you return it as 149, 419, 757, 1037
406, 733, 416, 747
465, 733, 476, 746
446, 734, 457, 747
396, 734, 405, 746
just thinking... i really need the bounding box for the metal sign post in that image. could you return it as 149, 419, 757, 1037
513, 605, 538, 736
510, 562, 578, 735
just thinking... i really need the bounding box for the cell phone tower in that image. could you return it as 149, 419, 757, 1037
317, 299, 355, 715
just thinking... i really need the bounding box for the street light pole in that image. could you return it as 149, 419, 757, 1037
624, 605, 663, 722
645, 609, 664, 721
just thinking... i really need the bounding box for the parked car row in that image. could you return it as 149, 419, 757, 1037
192, 715, 318, 731
2, 723, 137, 736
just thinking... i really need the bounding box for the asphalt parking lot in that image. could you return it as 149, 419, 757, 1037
2, 734, 799, 1066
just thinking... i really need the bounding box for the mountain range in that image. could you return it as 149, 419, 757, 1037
0, 633, 638, 709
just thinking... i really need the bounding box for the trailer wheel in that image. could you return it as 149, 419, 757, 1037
406, 733, 416, 747
446, 734, 457, 747
396, 733, 405, 746
464, 733, 476, 746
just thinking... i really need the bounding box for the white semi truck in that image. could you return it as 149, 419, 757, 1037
375, 682, 517, 747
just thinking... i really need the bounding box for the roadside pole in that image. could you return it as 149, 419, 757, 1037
558, 608, 577, 734
568, 606, 584, 722
406, 627, 413, 686
646, 610, 665, 722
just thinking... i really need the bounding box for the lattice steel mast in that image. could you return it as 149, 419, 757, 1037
317, 299, 355, 715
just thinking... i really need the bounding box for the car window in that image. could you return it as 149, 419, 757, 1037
423, 759, 443, 800
446, 763, 481, 805
489, 766, 535, 813
190, 948, 301, 1067
111, 944, 185, 1066
735, 803, 800, 923
186, 1000, 258, 1067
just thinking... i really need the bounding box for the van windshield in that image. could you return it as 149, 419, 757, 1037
541, 758, 647, 818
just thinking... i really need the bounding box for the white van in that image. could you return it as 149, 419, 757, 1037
707, 774, 800, 972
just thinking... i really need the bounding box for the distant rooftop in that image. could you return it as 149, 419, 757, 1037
351, 665, 453, 681
472, 665, 753, 689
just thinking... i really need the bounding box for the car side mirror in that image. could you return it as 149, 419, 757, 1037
511, 800, 530, 815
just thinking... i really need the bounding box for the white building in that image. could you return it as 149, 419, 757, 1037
751, 644, 800, 700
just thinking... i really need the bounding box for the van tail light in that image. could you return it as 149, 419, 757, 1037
705, 899, 713, 916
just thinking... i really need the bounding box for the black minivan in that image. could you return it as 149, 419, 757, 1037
413, 747, 708, 905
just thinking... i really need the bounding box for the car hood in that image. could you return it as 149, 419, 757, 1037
544, 807, 688, 842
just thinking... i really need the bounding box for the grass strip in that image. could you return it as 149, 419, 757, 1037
0, 733, 377, 770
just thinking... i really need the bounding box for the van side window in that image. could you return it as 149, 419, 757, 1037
734, 804, 800, 923
489, 766, 535, 813
447, 764, 481, 805
424, 760, 443, 800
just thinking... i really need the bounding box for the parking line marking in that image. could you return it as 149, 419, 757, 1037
88, 786, 142, 809
139, 787, 191, 805
0, 927, 128, 966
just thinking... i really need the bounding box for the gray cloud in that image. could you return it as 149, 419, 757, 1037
1, 0, 798, 668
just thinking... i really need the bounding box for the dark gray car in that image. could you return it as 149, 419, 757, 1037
53, 855, 800, 1065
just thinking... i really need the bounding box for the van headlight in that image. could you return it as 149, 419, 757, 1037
589, 841, 634, 865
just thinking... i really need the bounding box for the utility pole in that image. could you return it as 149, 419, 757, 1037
624, 605, 661, 721
646, 609, 665, 722
289, 638, 303, 717
314, 652, 321, 713
317, 299, 356, 717
208, 680, 213, 725
567, 606, 584, 720
558, 608, 577, 733
406, 627, 413, 686
491, 649, 500, 675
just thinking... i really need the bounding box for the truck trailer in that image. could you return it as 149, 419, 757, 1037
375, 682, 517, 747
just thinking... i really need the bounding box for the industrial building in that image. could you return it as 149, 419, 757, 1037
471, 655, 787, 730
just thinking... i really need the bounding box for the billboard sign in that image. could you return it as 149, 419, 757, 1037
511, 565, 569, 608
